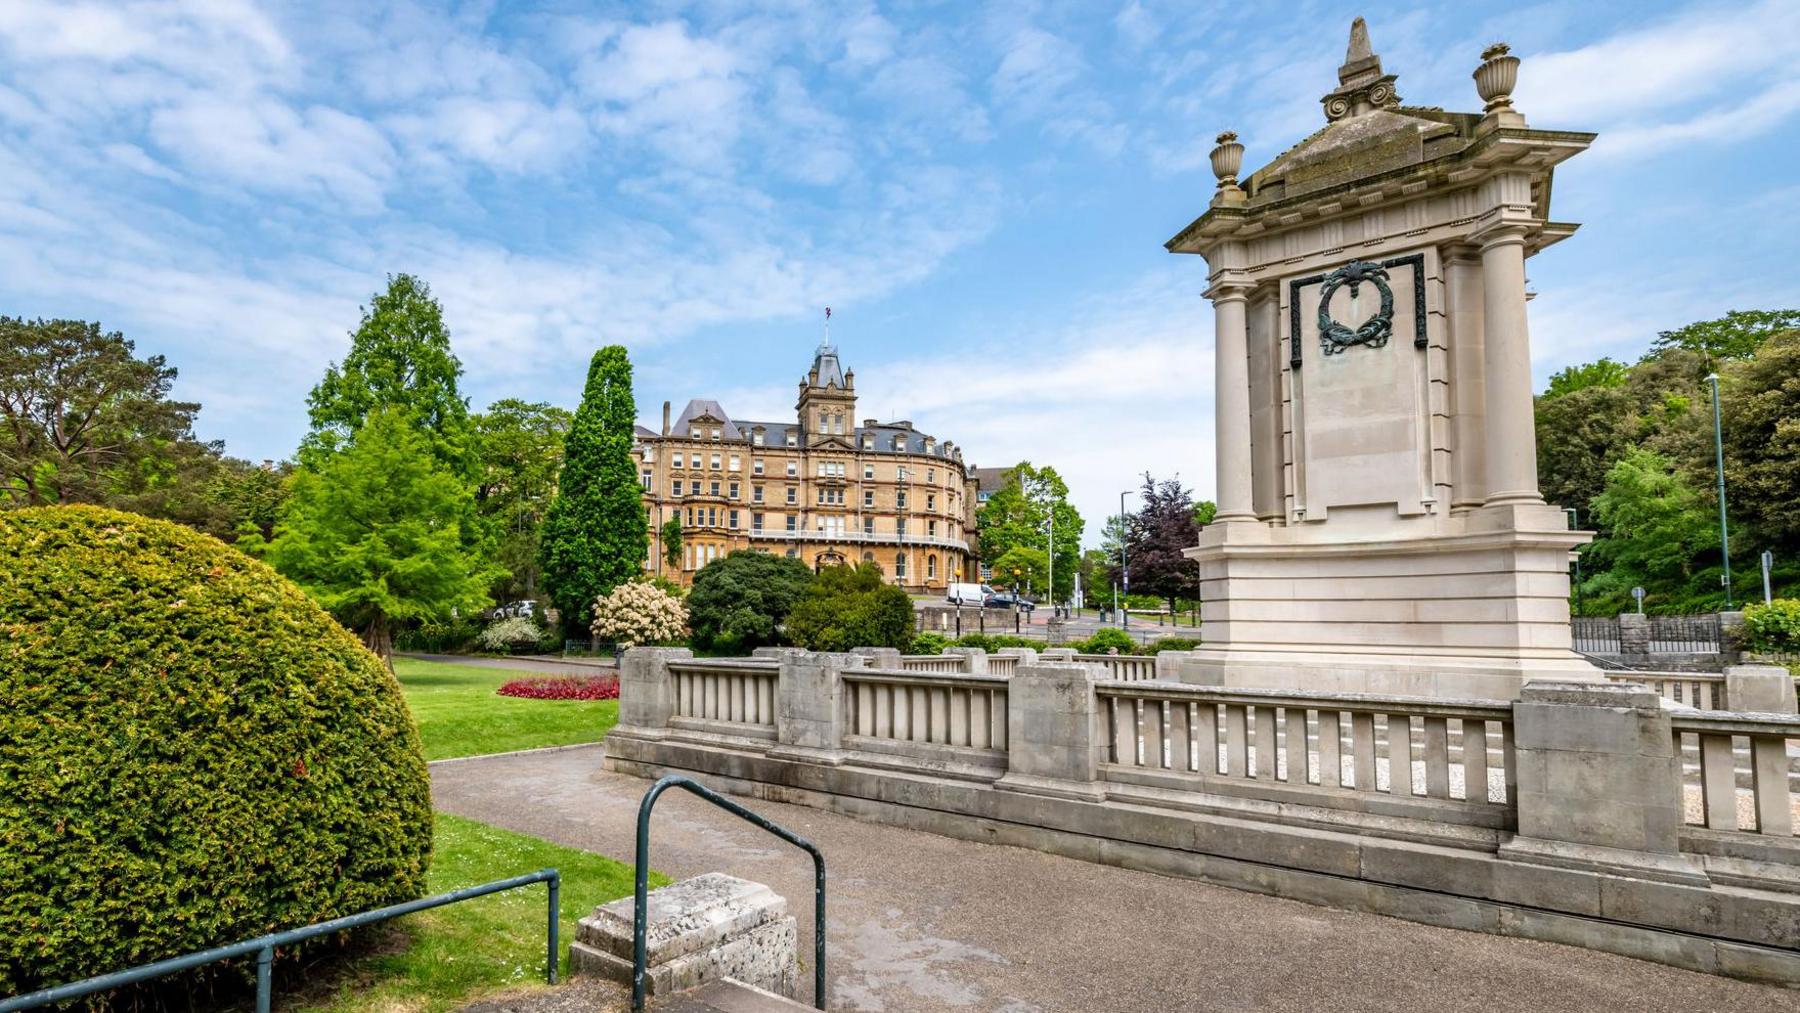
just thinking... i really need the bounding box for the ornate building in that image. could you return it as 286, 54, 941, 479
635, 343, 980, 591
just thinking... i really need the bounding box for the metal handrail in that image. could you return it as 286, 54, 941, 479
0, 869, 561, 1013
632, 775, 825, 1011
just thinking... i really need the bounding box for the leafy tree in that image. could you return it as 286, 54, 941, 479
974, 461, 1082, 604
785, 562, 915, 652
209, 457, 291, 542
687, 550, 815, 652
539, 346, 650, 634
1077, 548, 1112, 606
1719, 327, 1800, 559
0, 318, 201, 507
660, 515, 684, 571
1651, 309, 1800, 366
303, 274, 476, 478
1119, 473, 1201, 612
266, 408, 499, 665
474, 399, 572, 600
990, 545, 1048, 594
1543, 357, 1629, 399
1192, 500, 1217, 528
1580, 448, 1719, 613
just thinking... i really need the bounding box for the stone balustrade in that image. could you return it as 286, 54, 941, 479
1606, 670, 1727, 710
608, 647, 1800, 983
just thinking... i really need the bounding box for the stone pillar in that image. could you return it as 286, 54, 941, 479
994, 663, 1105, 800
948, 646, 988, 673
1724, 664, 1798, 714
1444, 246, 1488, 509
1477, 224, 1542, 507
1039, 647, 1077, 661
1618, 611, 1650, 665
997, 647, 1038, 666
1500, 681, 1703, 883
1210, 281, 1255, 522
619, 646, 691, 731
571, 873, 798, 999
772, 652, 863, 763
1154, 650, 1194, 682
1718, 611, 1747, 666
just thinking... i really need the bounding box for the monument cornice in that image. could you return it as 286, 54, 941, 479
1166, 126, 1595, 257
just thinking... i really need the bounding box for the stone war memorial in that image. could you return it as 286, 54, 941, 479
604, 20, 1800, 993
1165, 19, 1594, 699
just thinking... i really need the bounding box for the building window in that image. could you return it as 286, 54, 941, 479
711, 454, 721, 470
753, 431, 764, 446
898, 466, 908, 481
786, 487, 797, 504
673, 480, 684, 496
927, 555, 937, 579
928, 520, 938, 536
895, 553, 907, 579
786, 515, 797, 532
711, 428, 720, 440
729, 482, 740, 499
729, 510, 739, 529
897, 491, 907, 509
928, 468, 936, 483
729, 455, 740, 471
863, 551, 875, 562
708, 507, 718, 526
686, 508, 695, 525
893, 436, 905, 451
753, 459, 764, 475
673, 453, 684, 468
863, 490, 874, 508
641, 470, 652, 489
786, 461, 798, 477
927, 494, 935, 510
690, 427, 701, 439
786, 432, 797, 447
753, 485, 764, 503
862, 437, 874, 451
786, 548, 799, 558
863, 517, 874, 535
643, 448, 656, 462
752, 512, 764, 531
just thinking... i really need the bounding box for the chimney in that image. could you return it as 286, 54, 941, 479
662, 401, 671, 436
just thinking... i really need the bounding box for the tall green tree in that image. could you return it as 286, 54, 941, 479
539, 346, 649, 634
303, 274, 476, 478
1543, 357, 1629, 399
974, 461, 1082, 604
0, 318, 201, 507
687, 550, 814, 653
1651, 309, 1800, 366
475, 399, 573, 600
266, 408, 499, 665
990, 545, 1048, 594
1118, 473, 1201, 612
660, 515, 683, 571
1580, 448, 1720, 613
1720, 327, 1800, 559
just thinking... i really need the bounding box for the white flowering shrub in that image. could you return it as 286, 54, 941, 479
477, 616, 543, 651
592, 580, 689, 648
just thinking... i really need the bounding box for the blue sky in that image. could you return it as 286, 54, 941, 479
1, 0, 1796, 543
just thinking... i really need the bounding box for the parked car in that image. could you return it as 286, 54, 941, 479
983, 592, 1035, 612
946, 582, 995, 607
499, 599, 541, 619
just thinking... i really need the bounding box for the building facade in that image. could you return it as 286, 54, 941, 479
636, 343, 980, 592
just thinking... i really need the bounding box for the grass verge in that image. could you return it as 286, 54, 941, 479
295, 812, 663, 1012
396, 658, 618, 761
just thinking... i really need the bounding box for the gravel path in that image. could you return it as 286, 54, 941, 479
432, 744, 1798, 1013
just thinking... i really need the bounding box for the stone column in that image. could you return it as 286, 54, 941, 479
771, 651, 863, 764
1618, 611, 1650, 666
1210, 281, 1256, 522
948, 646, 988, 673
994, 662, 1106, 800
619, 646, 691, 732
1478, 225, 1542, 507
1444, 246, 1488, 509
1718, 611, 1747, 666
1500, 681, 1703, 883
851, 646, 902, 668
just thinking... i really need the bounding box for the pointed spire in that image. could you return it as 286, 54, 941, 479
1345, 16, 1373, 64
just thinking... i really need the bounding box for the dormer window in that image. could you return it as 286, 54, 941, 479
786, 432, 797, 447
862, 437, 873, 451
753, 431, 764, 446
711, 428, 721, 440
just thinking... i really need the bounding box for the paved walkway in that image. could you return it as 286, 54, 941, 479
431, 745, 1797, 1013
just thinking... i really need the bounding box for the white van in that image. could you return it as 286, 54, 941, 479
946, 582, 992, 607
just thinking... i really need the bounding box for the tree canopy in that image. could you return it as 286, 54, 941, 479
1115, 473, 1200, 609
474, 398, 572, 601
785, 561, 915, 652
538, 346, 649, 633
974, 461, 1082, 603
686, 550, 815, 653
1651, 309, 1800, 366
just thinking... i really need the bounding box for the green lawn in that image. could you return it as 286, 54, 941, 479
396, 658, 619, 761
297, 812, 663, 1012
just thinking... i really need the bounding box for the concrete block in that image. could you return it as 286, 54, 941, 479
570, 873, 798, 999
1724, 665, 1798, 714
1003, 663, 1100, 784
621, 647, 692, 729
947, 646, 988, 673
850, 646, 901, 668
776, 652, 858, 752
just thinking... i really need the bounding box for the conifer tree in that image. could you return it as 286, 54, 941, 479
539, 346, 649, 634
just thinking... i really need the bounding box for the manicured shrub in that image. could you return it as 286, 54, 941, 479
497, 675, 621, 701
396, 616, 480, 653
1144, 637, 1201, 654
910, 632, 952, 654
477, 615, 543, 652
591, 579, 688, 648
785, 563, 915, 652
0, 506, 432, 994
688, 551, 815, 653
1744, 599, 1800, 652
1078, 627, 1137, 654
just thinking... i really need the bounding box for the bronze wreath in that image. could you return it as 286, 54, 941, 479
1317, 259, 1395, 355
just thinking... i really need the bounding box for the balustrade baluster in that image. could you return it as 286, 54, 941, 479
1253, 706, 1277, 779
1699, 734, 1738, 830
1285, 709, 1308, 784
1389, 715, 1412, 796
1196, 702, 1220, 774
1144, 699, 1167, 770
1751, 736, 1792, 836
1462, 719, 1489, 803
1424, 717, 1450, 798
1318, 711, 1342, 788
1169, 700, 1193, 772
1351, 712, 1376, 791
1226, 705, 1248, 777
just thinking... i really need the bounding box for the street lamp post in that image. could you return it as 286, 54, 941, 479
1706, 373, 1732, 607
1119, 489, 1133, 630
1565, 506, 1583, 617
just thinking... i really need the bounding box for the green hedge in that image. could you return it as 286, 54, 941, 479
0, 506, 433, 994
1744, 599, 1800, 652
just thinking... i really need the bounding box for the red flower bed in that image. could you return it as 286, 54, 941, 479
496, 675, 621, 701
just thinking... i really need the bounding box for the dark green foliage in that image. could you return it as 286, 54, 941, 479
1651, 309, 1800, 365
395, 616, 482, 653
1143, 637, 1201, 654
1119, 473, 1200, 611
0, 506, 432, 994
660, 516, 683, 571
474, 399, 572, 601
302, 274, 476, 478
974, 462, 1082, 604
687, 550, 815, 653
1720, 329, 1800, 558
1744, 600, 1800, 652
538, 347, 648, 634
1543, 357, 1629, 399
1079, 628, 1136, 654
951, 633, 1038, 650
910, 632, 952, 654
785, 562, 915, 652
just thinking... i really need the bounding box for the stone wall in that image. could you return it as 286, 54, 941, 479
607, 647, 1800, 984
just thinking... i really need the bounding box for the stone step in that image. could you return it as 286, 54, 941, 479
656, 978, 813, 1012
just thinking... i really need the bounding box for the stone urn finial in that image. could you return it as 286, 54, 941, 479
1210, 131, 1244, 189
1474, 42, 1519, 114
